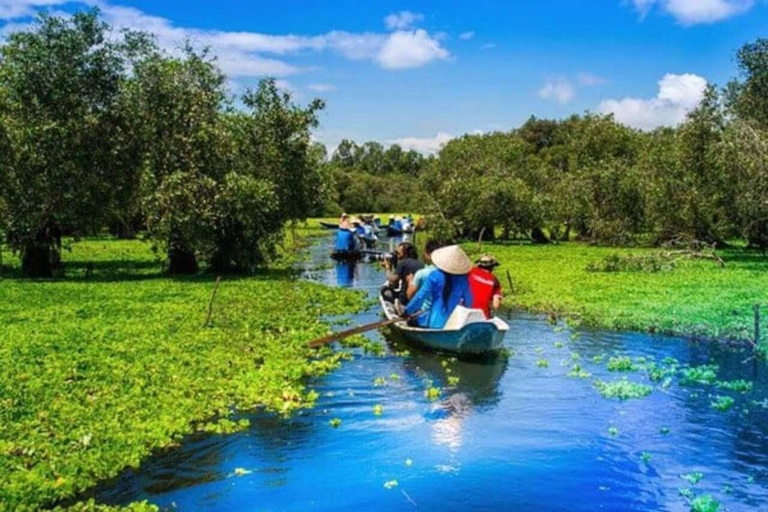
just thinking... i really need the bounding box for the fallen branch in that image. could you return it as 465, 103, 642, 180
203, 276, 222, 328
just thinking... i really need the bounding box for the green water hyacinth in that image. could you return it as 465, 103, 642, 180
680, 365, 719, 385
607, 356, 638, 372
0, 237, 365, 511
711, 396, 735, 412
716, 380, 753, 393
594, 379, 652, 400
690, 495, 720, 512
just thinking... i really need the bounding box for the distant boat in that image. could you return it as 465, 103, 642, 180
319, 221, 338, 230
379, 290, 509, 355
330, 250, 362, 261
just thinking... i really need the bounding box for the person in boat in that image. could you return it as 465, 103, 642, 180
334, 223, 357, 254
339, 213, 351, 230
406, 239, 442, 302
360, 220, 378, 248
381, 242, 422, 304
401, 216, 412, 233
468, 254, 503, 319
403, 245, 473, 329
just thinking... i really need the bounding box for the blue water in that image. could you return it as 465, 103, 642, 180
93, 235, 768, 512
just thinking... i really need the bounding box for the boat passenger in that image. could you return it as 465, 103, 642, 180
468, 254, 503, 319
381, 242, 423, 303
339, 213, 351, 230
404, 245, 473, 329
406, 239, 442, 301
334, 225, 357, 253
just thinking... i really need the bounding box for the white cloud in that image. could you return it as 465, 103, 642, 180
480, 43, 496, 50
459, 31, 475, 40
307, 83, 337, 92
376, 29, 450, 69
598, 72, 707, 130
0, 2, 449, 75
384, 11, 424, 31
0, 0, 78, 20
391, 132, 454, 154
630, 0, 755, 25
577, 72, 606, 86
538, 79, 575, 104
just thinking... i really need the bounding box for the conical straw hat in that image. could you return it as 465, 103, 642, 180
431, 245, 472, 275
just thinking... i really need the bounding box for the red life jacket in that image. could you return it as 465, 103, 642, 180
468, 267, 502, 319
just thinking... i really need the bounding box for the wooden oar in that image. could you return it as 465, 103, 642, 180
307, 311, 422, 348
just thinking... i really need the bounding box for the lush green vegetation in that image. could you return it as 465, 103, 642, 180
0, 238, 363, 511
470, 243, 768, 341
0, 11, 328, 278
420, 42, 768, 251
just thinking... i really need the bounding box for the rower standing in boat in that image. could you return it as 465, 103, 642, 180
403, 245, 473, 329
334, 222, 357, 255
468, 254, 503, 319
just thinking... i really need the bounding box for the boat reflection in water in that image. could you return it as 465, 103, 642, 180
383, 329, 508, 451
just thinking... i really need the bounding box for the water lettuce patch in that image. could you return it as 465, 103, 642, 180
0, 238, 364, 511
594, 379, 652, 400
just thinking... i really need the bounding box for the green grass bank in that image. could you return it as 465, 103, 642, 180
0, 237, 363, 512
464, 242, 768, 342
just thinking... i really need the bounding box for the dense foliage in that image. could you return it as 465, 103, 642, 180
0, 11, 326, 276
423, 51, 768, 248
324, 140, 428, 214
0, 238, 364, 511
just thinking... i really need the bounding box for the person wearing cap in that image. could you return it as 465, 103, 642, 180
468, 254, 503, 319
404, 245, 473, 329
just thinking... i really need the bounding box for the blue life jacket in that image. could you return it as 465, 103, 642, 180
335, 229, 356, 251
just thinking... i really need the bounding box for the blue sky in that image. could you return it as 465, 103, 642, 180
1, 1, 766, 152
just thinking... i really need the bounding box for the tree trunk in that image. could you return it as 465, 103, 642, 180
530, 226, 551, 245
167, 233, 198, 275
21, 229, 62, 277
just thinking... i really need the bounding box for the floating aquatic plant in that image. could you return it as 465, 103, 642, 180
554, 341, 565, 349
373, 377, 387, 387
711, 396, 735, 412
681, 472, 704, 485
607, 356, 638, 372
329, 418, 342, 428
425, 387, 441, 401
680, 364, 719, 385
660, 427, 670, 435
608, 426, 619, 436
373, 404, 383, 416
594, 379, 652, 400
716, 380, 752, 393
233, 468, 252, 477
537, 358, 550, 368
641, 452, 652, 462
689, 494, 720, 512
389, 373, 401, 381
567, 364, 591, 379
447, 376, 460, 387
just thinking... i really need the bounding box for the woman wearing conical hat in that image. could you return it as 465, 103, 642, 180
404, 245, 473, 329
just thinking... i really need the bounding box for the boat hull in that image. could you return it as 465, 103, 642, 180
379, 294, 508, 355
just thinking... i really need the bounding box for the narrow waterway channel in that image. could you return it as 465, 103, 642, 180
93, 234, 767, 512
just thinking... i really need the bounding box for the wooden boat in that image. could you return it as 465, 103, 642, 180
379, 291, 509, 355
319, 221, 338, 230
330, 250, 362, 261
